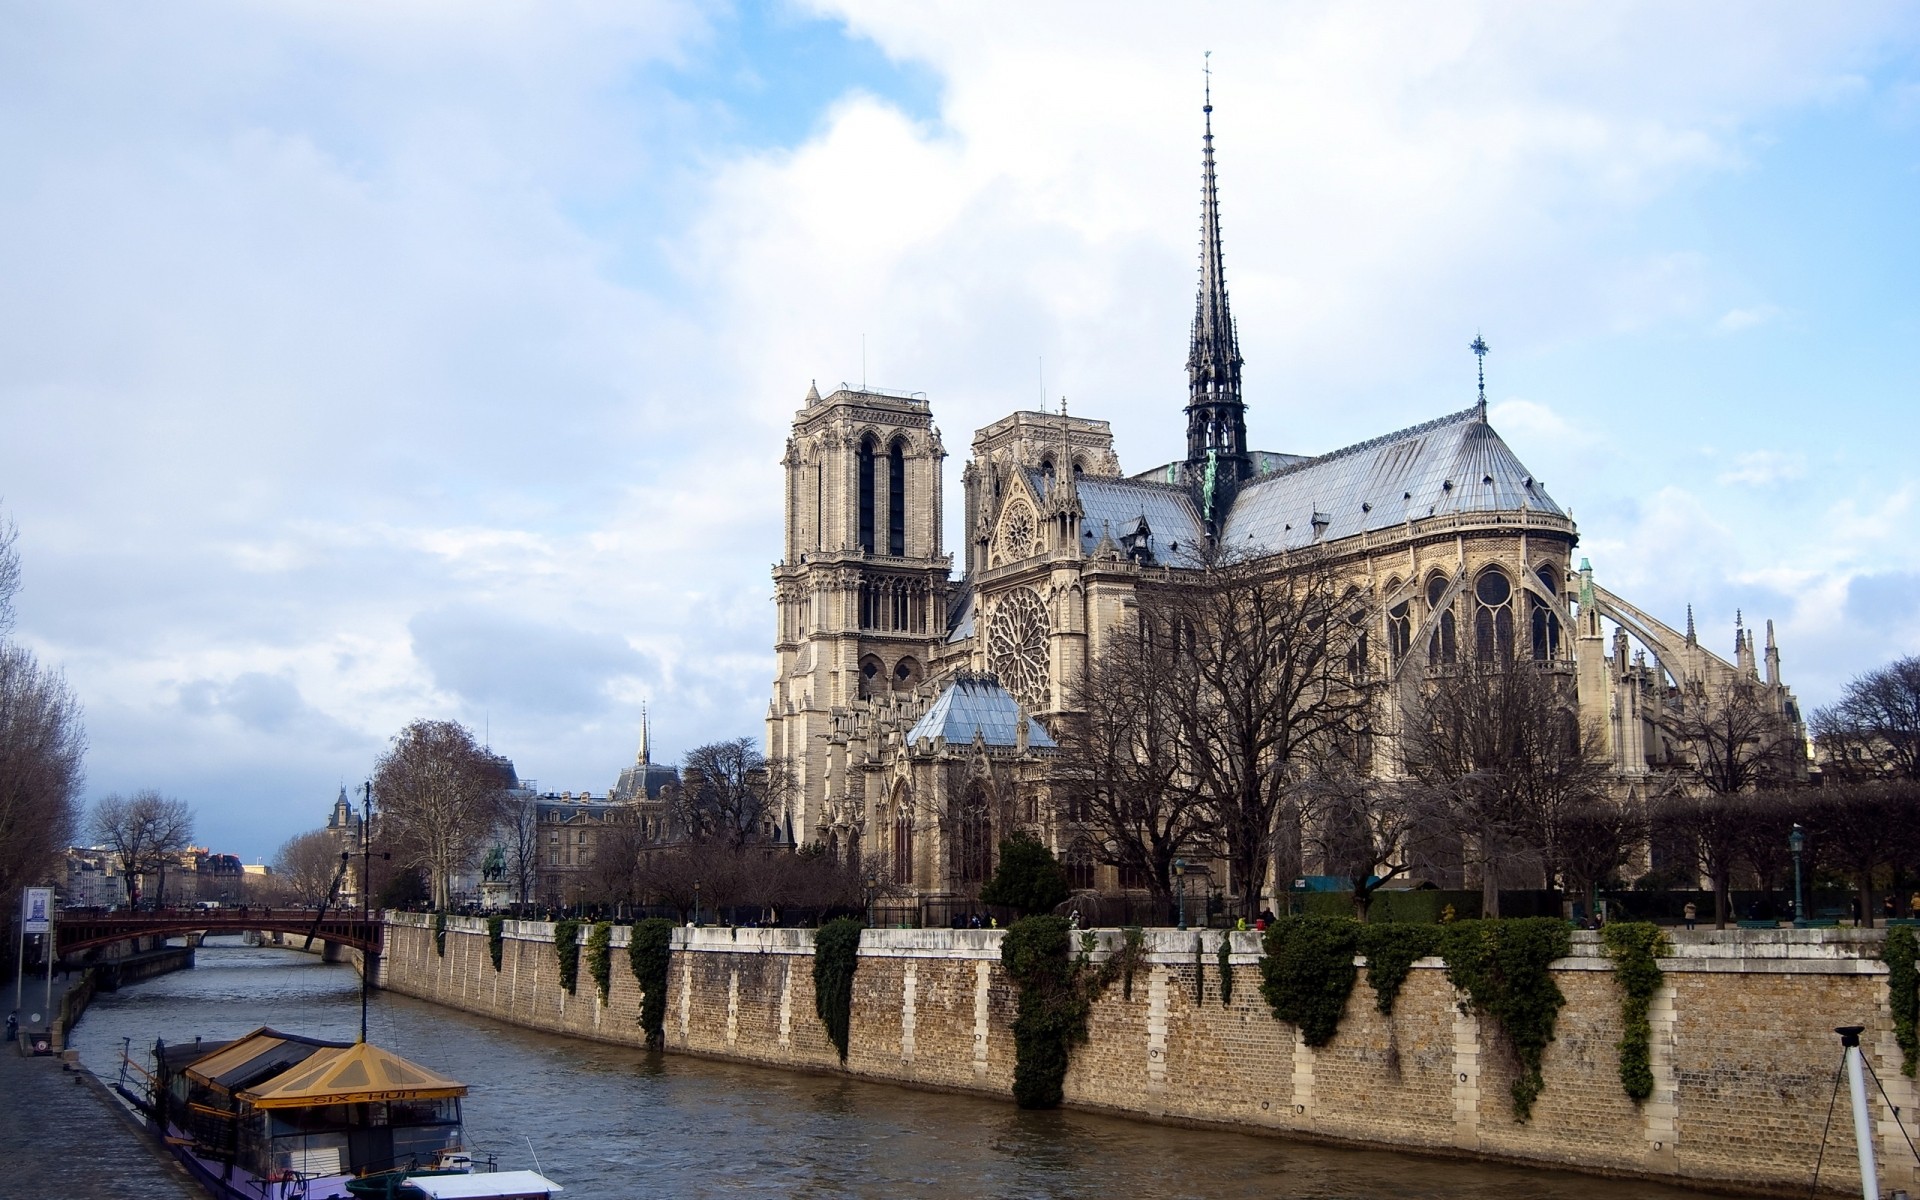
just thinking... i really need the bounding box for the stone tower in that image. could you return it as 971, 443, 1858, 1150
768, 384, 952, 844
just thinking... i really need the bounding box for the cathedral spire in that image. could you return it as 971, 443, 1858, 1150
1185, 53, 1249, 482
636, 703, 650, 768
1470, 333, 1490, 420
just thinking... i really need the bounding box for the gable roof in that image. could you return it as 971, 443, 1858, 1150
907, 675, 1056, 749
1220, 408, 1564, 553
1073, 477, 1207, 562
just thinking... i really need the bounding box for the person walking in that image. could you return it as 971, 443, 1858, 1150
1682, 901, 1697, 931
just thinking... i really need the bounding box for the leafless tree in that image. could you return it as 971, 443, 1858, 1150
1297, 749, 1442, 921
1805, 781, 1919, 927
1814, 655, 1920, 782
1674, 679, 1805, 797
675, 738, 794, 848
0, 509, 19, 638
1149, 550, 1372, 919
578, 810, 650, 909
1054, 628, 1215, 910
90, 789, 194, 906
1556, 792, 1649, 915
0, 643, 85, 903
494, 788, 541, 907
1400, 651, 1608, 916
274, 828, 346, 908
372, 719, 509, 910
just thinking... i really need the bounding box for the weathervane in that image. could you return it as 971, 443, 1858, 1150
1470, 332, 1490, 417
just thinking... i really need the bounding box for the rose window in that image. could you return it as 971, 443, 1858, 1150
986, 586, 1051, 710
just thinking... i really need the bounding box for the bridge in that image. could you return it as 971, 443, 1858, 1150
55, 908, 384, 958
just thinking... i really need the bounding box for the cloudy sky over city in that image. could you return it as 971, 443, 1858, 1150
3, 2, 1917, 860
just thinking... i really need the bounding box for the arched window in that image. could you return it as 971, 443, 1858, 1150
1387, 580, 1412, 663
955, 783, 993, 884
1427, 574, 1456, 665
1474, 569, 1514, 662
893, 656, 922, 691
1344, 592, 1370, 679
887, 439, 907, 556
1531, 566, 1562, 661
1039, 457, 1055, 495
857, 436, 877, 553
858, 654, 882, 699
892, 795, 913, 886
1064, 840, 1095, 892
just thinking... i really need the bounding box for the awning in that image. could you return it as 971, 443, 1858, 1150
237, 1040, 467, 1109
183, 1027, 347, 1096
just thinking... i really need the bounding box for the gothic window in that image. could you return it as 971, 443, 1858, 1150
1118, 861, 1151, 890
1531, 565, 1562, 661
1473, 569, 1514, 662
995, 500, 1037, 563
1039, 457, 1055, 495
1426, 574, 1456, 666
1064, 840, 1095, 892
891, 795, 913, 886
1387, 580, 1412, 662
986, 587, 1051, 710
955, 783, 993, 884
887, 438, 907, 556
1344, 592, 1369, 679
859, 654, 882, 699
857, 436, 877, 553
893, 656, 922, 691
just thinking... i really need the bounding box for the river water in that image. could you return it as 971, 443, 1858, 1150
68, 939, 1750, 1200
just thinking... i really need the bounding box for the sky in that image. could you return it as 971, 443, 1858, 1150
2, 2, 1917, 863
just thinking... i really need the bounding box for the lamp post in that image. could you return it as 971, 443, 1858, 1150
1790, 824, 1806, 926
1174, 858, 1188, 931
693, 880, 701, 928
865, 875, 876, 928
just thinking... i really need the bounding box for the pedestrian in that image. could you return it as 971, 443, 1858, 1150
1682, 901, 1697, 930
1910, 892, 1920, 920
1069, 909, 1081, 930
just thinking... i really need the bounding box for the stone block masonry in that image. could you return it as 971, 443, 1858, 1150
377, 917, 1910, 1197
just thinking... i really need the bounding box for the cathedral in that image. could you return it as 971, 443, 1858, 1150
766, 95, 1804, 910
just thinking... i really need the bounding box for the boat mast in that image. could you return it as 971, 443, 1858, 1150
361, 779, 373, 1045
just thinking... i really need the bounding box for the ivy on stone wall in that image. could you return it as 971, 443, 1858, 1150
1258, 916, 1359, 1047
1439, 918, 1572, 1121
1601, 922, 1668, 1103
1358, 924, 1441, 1017
813, 917, 864, 1063
628, 917, 676, 1048
486, 915, 504, 971
1193, 935, 1205, 1004
552, 918, 582, 995
1885, 924, 1919, 1077
1004, 916, 1088, 1108
585, 921, 614, 1003
1217, 932, 1234, 1007
432, 909, 447, 957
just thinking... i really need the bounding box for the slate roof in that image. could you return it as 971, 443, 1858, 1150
1074, 477, 1207, 562
907, 676, 1056, 749
1220, 407, 1564, 554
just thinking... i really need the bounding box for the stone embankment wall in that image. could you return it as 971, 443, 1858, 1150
377, 915, 1910, 1197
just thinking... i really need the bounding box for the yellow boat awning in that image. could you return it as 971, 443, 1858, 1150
237, 1041, 468, 1109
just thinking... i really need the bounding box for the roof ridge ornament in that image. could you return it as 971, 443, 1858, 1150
1470, 333, 1490, 420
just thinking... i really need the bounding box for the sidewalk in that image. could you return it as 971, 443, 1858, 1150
0, 1041, 199, 1199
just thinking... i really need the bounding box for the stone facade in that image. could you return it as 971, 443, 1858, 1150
380, 914, 1911, 1197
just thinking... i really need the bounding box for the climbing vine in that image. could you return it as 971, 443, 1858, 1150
584, 921, 614, 1003
627, 917, 675, 1048
552, 918, 582, 995
1193, 934, 1205, 1004
1217, 931, 1235, 1007
1885, 924, 1918, 1077
1602, 921, 1669, 1102
1118, 927, 1145, 1000
1258, 916, 1359, 1047
1440, 917, 1572, 1121
1358, 924, 1442, 1017
999, 917, 1146, 1109
813, 917, 864, 1063
432, 909, 447, 957
486, 915, 504, 971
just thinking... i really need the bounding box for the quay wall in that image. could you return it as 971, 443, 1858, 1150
376, 915, 1912, 1197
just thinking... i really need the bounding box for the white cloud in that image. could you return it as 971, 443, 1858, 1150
1717, 450, 1807, 486
1715, 304, 1783, 333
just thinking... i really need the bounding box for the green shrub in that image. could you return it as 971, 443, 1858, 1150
552, 918, 582, 995
1119, 927, 1144, 1000
1601, 921, 1668, 1102
1217, 932, 1235, 1007
1003, 916, 1088, 1108
813, 917, 864, 1063
1885, 924, 1919, 1077
1439, 918, 1572, 1121
627, 918, 676, 1048
979, 831, 1071, 915
432, 909, 447, 957
1258, 916, 1359, 1047
1358, 923, 1441, 1016
584, 921, 614, 1003
486, 915, 504, 971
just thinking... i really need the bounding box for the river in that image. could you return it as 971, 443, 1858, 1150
68, 938, 1752, 1200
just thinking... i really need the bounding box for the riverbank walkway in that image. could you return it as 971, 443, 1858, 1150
0, 1041, 198, 1198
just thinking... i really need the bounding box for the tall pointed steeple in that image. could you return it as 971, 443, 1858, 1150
1185, 56, 1250, 484
636, 703, 651, 768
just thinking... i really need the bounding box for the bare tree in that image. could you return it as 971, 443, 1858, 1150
1297, 751, 1440, 921
90, 790, 194, 906
675, 738, 794, 848
1814, 655, 1920, 782
273, 828, 346, 908
494, 788, 540, 907
0, 509, 19, 638
0, 643, 85, 903
1151, 550, 1372, 919
372, 720, 509, 910
1556, 793, 1649, 916
1806, 781, 1918, 927
579, 810, 649, 910
1674, 679, 1805, 797
1400, 652, 1607, 916
1055, 630, 1215, 910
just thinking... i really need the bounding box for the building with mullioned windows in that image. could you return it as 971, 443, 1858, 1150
766, 93, 1804, 913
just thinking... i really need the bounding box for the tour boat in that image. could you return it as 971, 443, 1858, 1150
119, 1027, 562, 1200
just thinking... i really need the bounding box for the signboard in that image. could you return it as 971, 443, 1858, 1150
22, 887, 52, 934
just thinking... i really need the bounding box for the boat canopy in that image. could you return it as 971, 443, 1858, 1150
237, 1040, 468, 1109
182, 1027, 348, 1096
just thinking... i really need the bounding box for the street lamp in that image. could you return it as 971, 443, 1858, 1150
693, 880, 701, 928
1174, 858, 1188, 931
1790, 824, 1806, 926
865, 875, 876, 928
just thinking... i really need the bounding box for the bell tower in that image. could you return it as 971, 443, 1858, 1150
770, 383, 951, 844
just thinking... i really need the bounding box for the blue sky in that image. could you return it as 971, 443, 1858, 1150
2, 1, 1916, 862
